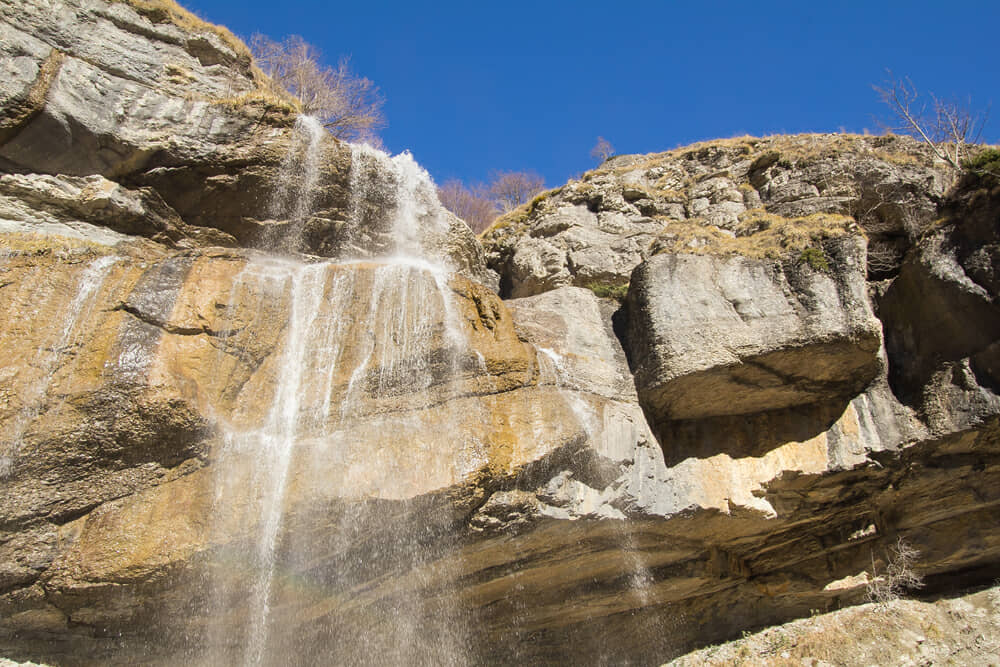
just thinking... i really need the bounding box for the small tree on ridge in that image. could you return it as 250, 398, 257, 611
874, 72, 991, 173
591, 136, 614, 163
487, 170, 545, 213
251, 34, 384, 141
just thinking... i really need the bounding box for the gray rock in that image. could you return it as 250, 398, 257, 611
498, 286, 670, 520
483, 134, 956, 297
625, 236, 882, 423
880, 185, 1000, 419
0, 173, 235, 248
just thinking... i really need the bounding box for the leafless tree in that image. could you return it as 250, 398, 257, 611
874, 72, 989, 172
251, 34, 384, 141
591, 136, 615, 163
866, 537, 924, 609
487, 170, 545, 213
438, 180, 498, 233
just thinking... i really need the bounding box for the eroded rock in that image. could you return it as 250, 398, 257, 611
482, 134, 956, 297
2, 0, 1000, 663
625, 236, 882, 423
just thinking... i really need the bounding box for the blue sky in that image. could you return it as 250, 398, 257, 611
182, 0, 1000, 189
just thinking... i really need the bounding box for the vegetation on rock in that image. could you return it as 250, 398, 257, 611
582, 280, 629, 301
798, 246, 830, 272
649, 211, 855, 262
250, 34, 384, 141
438, 171, 547, 233
112, 0, 252, 58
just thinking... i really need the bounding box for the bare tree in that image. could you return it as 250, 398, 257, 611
874, 72, 990, 172
487, 170, 545, 213
591, 136, 615, 163
251, 34, 384, 141
866, 537, 924, 609
438, 180, 498, 233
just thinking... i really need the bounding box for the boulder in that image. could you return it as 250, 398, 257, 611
625, 235, 882, 424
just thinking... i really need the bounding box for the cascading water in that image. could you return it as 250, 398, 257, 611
536, 347, 654, 605
203, 119, 478, 665
345, 142, 451, 261
263, 115, 326, 252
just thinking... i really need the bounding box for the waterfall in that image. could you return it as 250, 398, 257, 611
263, 115, 326, 252
206, 117, 477, 665
537, 347, 655, 612
345, 143, 451, 262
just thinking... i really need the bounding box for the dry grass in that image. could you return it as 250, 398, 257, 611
650, 186, 687, 202
482, 133, 943, 249
208, 87, 300, 114
110, 0, 297, 102
479, 188, 560, 238
588, 133, 941, 184
650, 211, 856, 260
111, 0, 252, 59
0, 231, 110, 256
665, 582, 1000, 667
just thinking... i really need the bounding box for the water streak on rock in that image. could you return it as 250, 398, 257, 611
0, 253, 117, 476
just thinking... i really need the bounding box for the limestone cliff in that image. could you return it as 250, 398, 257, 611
1, 1, 999, 666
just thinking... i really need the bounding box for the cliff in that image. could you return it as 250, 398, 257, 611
2, 1, 999, 665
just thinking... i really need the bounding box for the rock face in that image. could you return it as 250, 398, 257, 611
0, 0, 492, 284
625, 236, 881, 423
2, 1, 1000, 666
666, 582, 1000, 667
880, 181, 1000, 418
482, 133, 954, 297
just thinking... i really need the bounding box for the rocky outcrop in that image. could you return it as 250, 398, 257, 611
0, 0, 492, 282
2, 0, 1000, 665
482, 134, 955, 297
471, 136, 1000, 662
625, 236, 881, 423
0, 0, 266, 176
666, 582, 1000, 666
880, 181, 1000, 418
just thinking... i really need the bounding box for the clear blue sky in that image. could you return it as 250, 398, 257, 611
182, 0, 1000, 189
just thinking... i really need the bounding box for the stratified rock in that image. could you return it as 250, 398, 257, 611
0, 0, 267, 176
0, 172, 236, 248
2, 0, 1000, 664
625, 235, 882, 423
0, 0, 494, 285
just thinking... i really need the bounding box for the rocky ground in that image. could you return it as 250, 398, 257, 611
665, 583, 1000, 666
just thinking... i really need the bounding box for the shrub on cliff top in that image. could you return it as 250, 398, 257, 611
963, 147, 1000, 181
